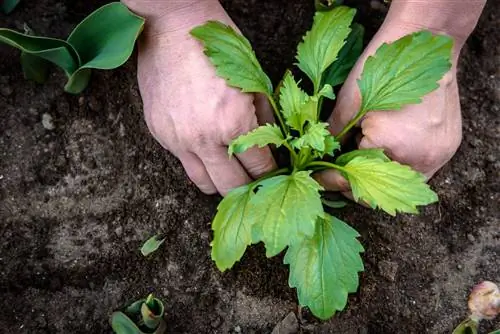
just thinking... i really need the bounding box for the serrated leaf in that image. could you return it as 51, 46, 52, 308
284, 214, 364, 320
340, 157, 438, 215
335, 148, 389, 166
140, 235, 165, 256
358, 31, 453, 112
323, 135, 341, 156
322, 23, 364, 87
296, 6, 355, 91
190, 21, 272, 95
211, 184, 256, 271
251, 172, 324, 257
279, 71, 310, 130
292, 122, 330, 151
228, 123, 284, 155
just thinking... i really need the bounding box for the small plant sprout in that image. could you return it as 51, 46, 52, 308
141, 235, 165, 257
0, 2, 144, 93
111, 294, 167, 334
191, 5, 453, 320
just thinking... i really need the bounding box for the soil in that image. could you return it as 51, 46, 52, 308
0, 0, 498, 333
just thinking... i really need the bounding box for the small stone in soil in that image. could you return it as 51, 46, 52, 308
42, 113, 55, 130
271, 312, 299, 334
378, 260, 399, 282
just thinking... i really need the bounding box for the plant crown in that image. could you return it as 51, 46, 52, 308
190, 6, 452, 319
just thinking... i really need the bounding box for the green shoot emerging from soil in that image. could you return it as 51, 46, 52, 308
191, 6, 452, 320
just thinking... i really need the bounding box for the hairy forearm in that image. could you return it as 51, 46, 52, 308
386, 0, 486, 49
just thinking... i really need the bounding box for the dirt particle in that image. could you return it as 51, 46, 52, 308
271, 312, 298, 334
42, 113, 55, 130
378, 260, 399, 282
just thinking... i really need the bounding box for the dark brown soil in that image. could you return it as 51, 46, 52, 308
0, 1, 498, 333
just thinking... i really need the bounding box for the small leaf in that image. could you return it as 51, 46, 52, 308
211, 184, 256, 271
284, 214, 364, 320
340, 157, 438, 215
1, 0, 20, 14
65, 2, 145, 93
140, 295, 164, 329
358, 31, 453, 112
141, 235, 165, 256
296, 6, 356, 91
191, 21, 272, 95
110, 311, 141, 334
323, 135, 341, 157
292, 122, 330, 151
228, 123, 285, 156
0, 28, 79, 75
318, 83, 335, 99
322, 23, 364, 87
335, 148, 389, 166
279, 71, 312, 131
251, 171, 324, 257
322, 199, 348, 209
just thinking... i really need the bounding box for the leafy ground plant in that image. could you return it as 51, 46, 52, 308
191, 5, 453, 320
0, 2, 144, 93
111, 294, 167, 334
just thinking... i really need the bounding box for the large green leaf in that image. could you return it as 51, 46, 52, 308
335, 148, 389, 166
322, 23, 364, 87
340, 156, 438, 215
0, 29, 78, 74
190, 21, 272, 95
358, 31, 453, 112
211, 184, 256, 271
251, 172, 324, 257
1, 0, 20, 14
65, 2, 145, 93
296, 6, 355, 92
228, 123, 285, 156
284, 214, 364, 319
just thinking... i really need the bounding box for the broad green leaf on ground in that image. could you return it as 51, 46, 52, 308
340, 156, 438, 215
140, 235, 165, 256
1, 0, 20, 14
211, 184, 256, 271
65, 2, 145, 93
292, 122, 330, 151
322, 23, 364, 87
229, 123, 285, 155
251, 172, 324, 257
191, 21, 272, 95
279, 71, 310, 130
284, 214, 364, 319
335, 148, 389, 166
296, 6, 355, 91
0, 29, 78, 74
358, 31, 453, 112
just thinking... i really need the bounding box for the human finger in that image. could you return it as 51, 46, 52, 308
179, 152, 217, 194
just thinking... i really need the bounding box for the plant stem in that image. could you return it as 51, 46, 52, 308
305, 160, 345, 172
267, 94, 288, 134
283, 142, 298, 165
335, 109, 364, 140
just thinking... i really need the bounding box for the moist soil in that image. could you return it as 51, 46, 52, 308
0, 1, 499, 333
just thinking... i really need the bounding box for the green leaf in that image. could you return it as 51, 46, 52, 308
358, 31, 453, 112
452, 318, 478, 334
340, 157, 438, 215
65, 2, 145, 93
292, 122, 330, 151
251, 172, 324, 257
296, 6, 356, 91
279, 71, 311, 130
321, 198, 348, 209
110, 312, 141, 334
140, 235, 165, 256
20, 52, 50, 83
211, 184, 256, 271
323, 135, 341, 157
335, 148, 389, 166
228, 123, 285, 156
1, 0, 20, 14
190, 21, 272, 95
322, 23, 364, 87
284, 214, 364, 320
0, 28, 79, 74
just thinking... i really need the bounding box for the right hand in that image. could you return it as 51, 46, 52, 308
132, 3, 277, 195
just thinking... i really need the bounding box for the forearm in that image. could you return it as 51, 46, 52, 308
384, 0, 486, 51
121, 0, 226, 36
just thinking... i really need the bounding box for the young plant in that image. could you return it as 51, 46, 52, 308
191, 6, 452, 319
111, 293, 167, 334
0, 2, 144, 93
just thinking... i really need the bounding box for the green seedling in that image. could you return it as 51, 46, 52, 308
111, 294, 167, 334
141, 235, 165, 257
0, 2, 144, 93
453, 281, 500, 334
1, 0, 20, 14
191, 5, 453, 320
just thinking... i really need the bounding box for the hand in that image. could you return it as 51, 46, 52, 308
316, 23, 462, 194
132, 3, 276, 195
